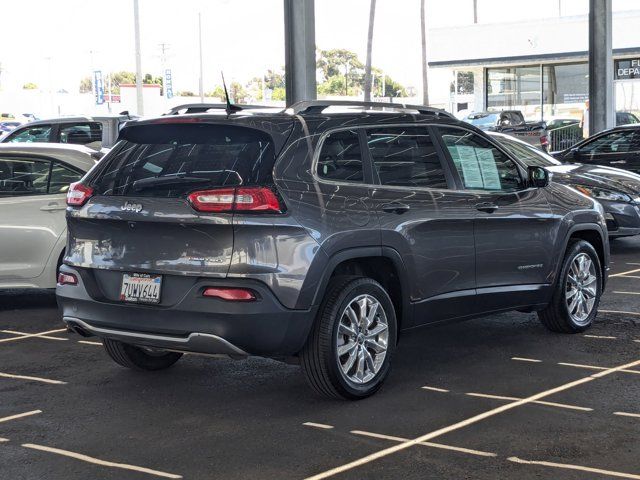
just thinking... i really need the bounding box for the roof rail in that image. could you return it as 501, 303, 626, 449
163, 103, 278, 116
288, 100, 454, 118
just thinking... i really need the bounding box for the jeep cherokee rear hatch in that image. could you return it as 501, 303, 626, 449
65, 121, 286, 302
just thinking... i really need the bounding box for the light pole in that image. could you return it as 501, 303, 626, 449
133, 0, 144, 115
198, 12, 204, 103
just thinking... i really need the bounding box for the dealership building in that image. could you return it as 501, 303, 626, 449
427, 9, 640, 121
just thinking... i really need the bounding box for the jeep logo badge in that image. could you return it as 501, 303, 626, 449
121, 201, 143, 213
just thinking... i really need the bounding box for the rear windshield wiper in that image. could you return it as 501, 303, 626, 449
130, 175, 211, 192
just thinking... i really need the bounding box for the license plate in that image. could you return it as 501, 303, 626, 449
119, 273, 162, 304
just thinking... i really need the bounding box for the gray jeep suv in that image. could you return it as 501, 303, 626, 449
57, 101, 609, 399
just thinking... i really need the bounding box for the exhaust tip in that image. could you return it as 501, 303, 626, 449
67, 322, 94, 338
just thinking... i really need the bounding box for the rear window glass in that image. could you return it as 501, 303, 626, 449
91, 123, 276, 197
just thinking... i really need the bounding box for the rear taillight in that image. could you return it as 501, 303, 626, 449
66, 182, 94, 207
188, 187, 282, 213
202, 287, 256, 301
57, 272, 78, 285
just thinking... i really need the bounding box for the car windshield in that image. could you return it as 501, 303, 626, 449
493, 135, 561, 167
91, 123, 276, 198
464, 113, 499, 127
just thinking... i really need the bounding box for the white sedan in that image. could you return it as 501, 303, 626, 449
0, 143, 96, 289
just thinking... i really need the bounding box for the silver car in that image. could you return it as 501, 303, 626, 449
0, 143, 96, 289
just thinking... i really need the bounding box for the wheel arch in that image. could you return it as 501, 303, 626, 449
296, 246, 412, 332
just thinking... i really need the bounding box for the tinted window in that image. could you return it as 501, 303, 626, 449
91, 123, 275, 197
60, 122, 103, 148
495, 136, 560, 167
317, 130, 363, 183
0, 157, 50, 195
7, 125, 52, 143
366, 127, 448, 188
49, 162, 82, 193
579, 130, 640, 154
439, 127, 522, 191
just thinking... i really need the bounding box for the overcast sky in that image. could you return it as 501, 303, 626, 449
0, 0, 638, 94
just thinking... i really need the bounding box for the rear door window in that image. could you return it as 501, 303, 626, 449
59, 122, 103, 149
0, 157, 50, 195
91, 123, 276, 197
366, 127, 448, 189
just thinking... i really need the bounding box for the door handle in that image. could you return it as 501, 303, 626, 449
610, 160, 627, 164
475, 202, 499, 213
381, 203, 410, 214
40, 203, 66, 212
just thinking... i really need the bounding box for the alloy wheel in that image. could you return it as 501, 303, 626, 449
335, 294, 389, 384
565, 253, 598, 325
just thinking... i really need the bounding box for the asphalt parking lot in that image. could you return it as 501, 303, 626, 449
1, 238, 639, 480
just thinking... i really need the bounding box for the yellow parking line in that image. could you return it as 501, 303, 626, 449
22, 444, 182, 479
0, 438, 8, 443
351, 430, 497, 457
618, 275, 640, 279
583, 334, 617, 339
511, 357, 542, 363
0, 410, 42, 424
421, 386, 449, 392
78, 341, 102, 346
303, 422, 334, 429
0, 330, 66, 341
508, 456, 640, 479
303, 357, 640, 480
466, 392, 592, 412
0, 372, 66, 385
558, 362, 640, 375
610, 267, 640, 277
614, 412, 640, 419
0, 329, 67, 343
613, 291, 640, 296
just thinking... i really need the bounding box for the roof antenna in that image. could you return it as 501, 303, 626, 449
221, 71, 241, 115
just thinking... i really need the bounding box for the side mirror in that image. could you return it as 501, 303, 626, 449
528, 166, 549, 188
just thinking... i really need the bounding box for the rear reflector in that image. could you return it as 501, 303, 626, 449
188, 187, 282, 213
67, 182, 94, 207
202, 287, 256, 301
57, 272, 78, 285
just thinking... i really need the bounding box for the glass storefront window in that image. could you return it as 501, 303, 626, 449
486, 66, 541, 120
542, 63, 588, 121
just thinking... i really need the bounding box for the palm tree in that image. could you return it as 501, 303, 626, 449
364, 0, 377, 102
421, 0, 429, 105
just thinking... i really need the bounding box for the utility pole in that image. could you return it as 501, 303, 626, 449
588, 0, 614, 134
473, 0, 478, 23
363, 0, 376, 102
421, 0, 429, 105
133, 0, 144, 115
198, 12, 204, 103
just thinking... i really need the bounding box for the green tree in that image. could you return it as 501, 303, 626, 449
79, 77, 92, 93
176, 90, 195, 97
23, 82, 38, 90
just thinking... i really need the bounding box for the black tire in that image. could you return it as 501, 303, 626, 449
103, 338, 183, 371
300, 276, 397, 400
538, 239, 602, 333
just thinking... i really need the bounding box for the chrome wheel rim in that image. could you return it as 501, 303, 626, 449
335, 294, 389, 384
566, 253, 598, 325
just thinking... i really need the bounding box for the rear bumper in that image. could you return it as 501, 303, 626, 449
56, 265, 316, 357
